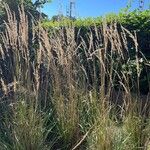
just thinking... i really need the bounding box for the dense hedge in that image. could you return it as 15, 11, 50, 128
42, 10, 150, 31
42, 10, 150, 57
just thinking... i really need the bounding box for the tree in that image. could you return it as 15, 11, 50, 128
0, 0, 52, 22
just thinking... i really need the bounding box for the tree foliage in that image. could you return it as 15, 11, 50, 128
0, 0, 52, 23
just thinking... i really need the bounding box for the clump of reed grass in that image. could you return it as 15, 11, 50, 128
0, 96, 54, 150
0, 4, 149, 150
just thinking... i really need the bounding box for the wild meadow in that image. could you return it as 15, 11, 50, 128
0, 4, 150, 150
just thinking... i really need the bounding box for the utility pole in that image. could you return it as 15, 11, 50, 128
66, 0, 76, 19
139, 0, 144, 10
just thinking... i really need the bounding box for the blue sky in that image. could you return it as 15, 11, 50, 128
41, 0, 150, 19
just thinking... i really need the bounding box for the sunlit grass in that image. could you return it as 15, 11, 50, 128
0, 5, 149, 150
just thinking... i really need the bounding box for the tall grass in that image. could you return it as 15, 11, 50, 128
0, 5, 149, 150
